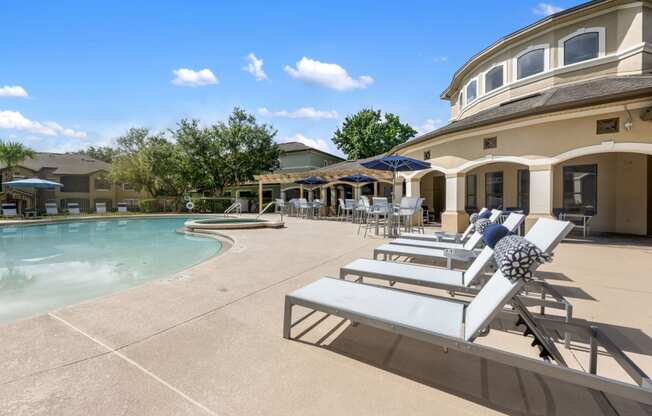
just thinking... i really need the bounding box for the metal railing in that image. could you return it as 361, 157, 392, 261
223, 201, 242, 217
256, 201, 281, 220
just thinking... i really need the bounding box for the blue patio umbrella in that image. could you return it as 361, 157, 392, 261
3, 178, 64, 189
361, 155, 430, 200
338, 174, 377, 183
294, 176, 328, 186
3, 178, 63, 213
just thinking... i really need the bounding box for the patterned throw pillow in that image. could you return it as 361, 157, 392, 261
474, 218, 492, 234
478, 210, 492, 220
493, 235, 552, 281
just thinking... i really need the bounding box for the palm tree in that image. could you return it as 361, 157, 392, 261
0, 140, 35, 199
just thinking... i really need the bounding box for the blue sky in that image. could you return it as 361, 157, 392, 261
0, 0, 584, 157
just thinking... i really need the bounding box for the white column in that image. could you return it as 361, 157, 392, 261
441, 173, 468, 233
405, 178, 420, 198
526, 165, 554, 231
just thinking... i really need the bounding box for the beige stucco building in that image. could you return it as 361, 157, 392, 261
1, 153, 146, 212
392, 0, 652, 235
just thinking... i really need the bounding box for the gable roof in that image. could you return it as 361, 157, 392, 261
278, 141, 344, 161
6, 152, 112, 175
396, 75, 652, 152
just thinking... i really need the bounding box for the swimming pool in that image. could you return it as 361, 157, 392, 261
0, 217, 222, 323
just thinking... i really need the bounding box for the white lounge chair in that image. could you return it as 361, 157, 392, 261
95, 202, 107, 214
373, 212, 523, 268
283, 271, 652, 408
400, 207, 492, 243
45, 202, 58, 216
342, 217, 574, 344
390, 209, 503, 250
117, 202, 128, 213
1, 203, 17, 217
67, 202, 80, 215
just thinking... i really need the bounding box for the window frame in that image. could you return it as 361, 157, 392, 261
517, 169, 530, 214
562, 164, 598, 214
463, 77, 479, 107
558, 27, 605, 67
484, 171, 504, 210
483, 62, 506, 94
513, 44, 549, 81
465, 174, 477, 212
93, 174, 112, 192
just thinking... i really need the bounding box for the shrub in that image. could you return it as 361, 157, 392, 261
189, 197, 233, 213
139, 199, 160, 213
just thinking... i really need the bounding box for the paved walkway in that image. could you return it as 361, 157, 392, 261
1, 216, 651, 415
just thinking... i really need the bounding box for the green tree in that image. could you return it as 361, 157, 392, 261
110, 128, 165, 197
0, 140, 35, 182
73, 146, 119, 163
332, 108, 417, 159
175, 108, 279, 195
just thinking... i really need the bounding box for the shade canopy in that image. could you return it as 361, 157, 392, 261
339, 174, 377, 183
3, 178, 64, 189
361, 155, 431, 172
294, 176, 328, 185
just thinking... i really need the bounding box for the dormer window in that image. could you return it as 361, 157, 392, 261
560, 28, 605, 66
484, 64, 504, 93
516, 47, 547, 79
465, 79, 477, 104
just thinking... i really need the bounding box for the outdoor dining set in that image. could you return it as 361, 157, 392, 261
276, 195, 425, 238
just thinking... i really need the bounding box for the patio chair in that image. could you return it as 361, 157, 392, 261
341, 217, 574, 346
355, 197, 371, 226
67, 202, 80, 215
311, 199, 323, 219
275, 198, 286, 215
1, 203, 17, 217
374, 211, 523, 269
400, 207, 491, 243
288, 199, 299, 217
283, 264, 652, 408
95, 202, 107, 214
361, 197, 390, 237
391, 197, 422, 234
117, 202, 128, 213
45, 202, 58, 216
336, 198, 346, 221
344, 199, 356, 222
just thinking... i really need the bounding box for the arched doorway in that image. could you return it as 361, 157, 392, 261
418, 170, 446, 223
552, 152, 651, 236
464, 161, 530, 213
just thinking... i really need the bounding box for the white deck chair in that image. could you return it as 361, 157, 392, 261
391, 209, 503, 250
45, 202, 58, 216
374, 212, 522, 268
95, 202, 107, 214
283, 272, 652, 407
67, 202, 80, 215
117, 202, 128, 213
341, 218, 575, 344
1, 203, 18, 217
400, 207, 491, 243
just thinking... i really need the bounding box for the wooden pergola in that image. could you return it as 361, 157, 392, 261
254, 158, 395, 213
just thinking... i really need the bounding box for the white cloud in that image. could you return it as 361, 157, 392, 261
432, 56, 448, 63
278, 134, 335, 154
243, 53, 267, 81
0, 85, 28, 98
0, 110, 87, 138
258, 107, 338, 120
284, 57, 373, 91
171, 68, 218, 87
418, 118, 444, 134
532, 3, 563, 16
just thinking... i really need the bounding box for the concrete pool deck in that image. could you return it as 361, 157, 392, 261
1, 215, 651, 415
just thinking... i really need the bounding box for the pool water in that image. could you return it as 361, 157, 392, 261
0, 218, 221, 323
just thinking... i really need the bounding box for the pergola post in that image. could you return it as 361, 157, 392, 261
373, 182, 378, 197
258, 181, 264, 214
299, 184, 304, 199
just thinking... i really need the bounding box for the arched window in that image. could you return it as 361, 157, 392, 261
516, 48, 546, 79
465, 79, 477, 104
484, 65, 504, 93
563, 31, 600, 65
